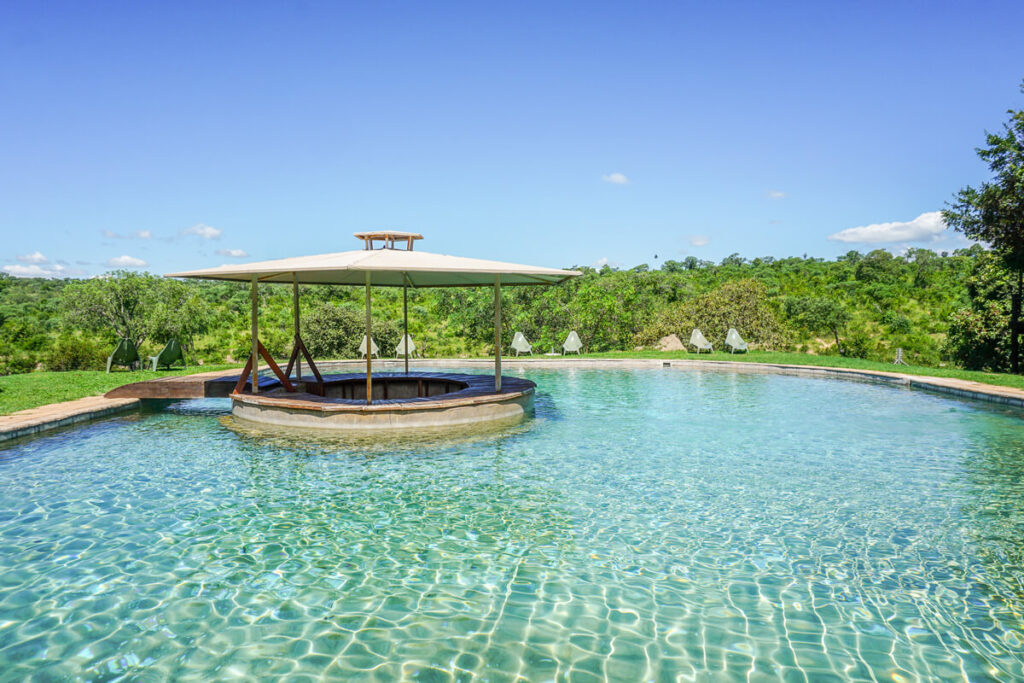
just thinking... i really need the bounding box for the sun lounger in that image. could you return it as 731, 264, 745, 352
149, 339, 186, 370
359, 335, 379, 359
395, 334, 417, 358
511, 332, 533, 356
725, 328, 748, 353
689, 329, 713, 353
562, 331, 583, 355
106, 338, 140, 372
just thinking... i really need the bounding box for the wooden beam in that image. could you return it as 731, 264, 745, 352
403, 280, 409, 375
257, 342, 294, 392
292, 273, 301, 380
365, 271, 372, 404
250, 275, 259, 394
494, 275, 502, 392
284, 337, 322, 385
233, 354, 254, 395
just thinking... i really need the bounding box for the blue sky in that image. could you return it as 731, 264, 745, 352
2, 1, 1023, 278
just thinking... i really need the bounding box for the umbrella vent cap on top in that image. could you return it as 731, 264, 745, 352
353, 230, 423, 251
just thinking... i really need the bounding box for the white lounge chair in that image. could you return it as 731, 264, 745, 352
359, 335, 379, 359
725, 328, 748, 353
511, 332, 533, 356
395, 334, 417, 358
689, 329, 713, 353
562, 330, 583, 355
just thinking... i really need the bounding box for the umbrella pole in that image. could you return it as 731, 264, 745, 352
293, 273, 301, 381
494, 275, 501, 392
365, 272, 372, 404
403, 282, 409, 375
250, 274, 259, 394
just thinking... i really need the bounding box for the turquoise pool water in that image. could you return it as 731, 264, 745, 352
2, 367, 1024, 681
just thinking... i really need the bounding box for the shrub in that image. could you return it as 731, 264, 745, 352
301, 304, 400, 359
0, 351, 36, 375
944, 303, 1010, 372
841, 331, 873, 359
45, 333, 108, 371
881, 311, 912, 335
637, 280, 789, 349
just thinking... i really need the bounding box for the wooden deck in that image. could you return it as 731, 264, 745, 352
104, 368, 251, 399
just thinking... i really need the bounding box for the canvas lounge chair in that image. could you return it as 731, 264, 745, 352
562, 331, 583, 355
395, 334, 417, 358
149, 339, 186, 370
359, 335, 379, 359
725, 328, 748, 354
106, 338, 140, 372
689, 329, 713, 353
511, 332, 533, 356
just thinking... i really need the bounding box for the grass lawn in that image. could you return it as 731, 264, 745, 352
582, 350, 1024, 391
0, 365, 241, 416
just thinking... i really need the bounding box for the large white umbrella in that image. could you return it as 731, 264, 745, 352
165, 232, 581, 402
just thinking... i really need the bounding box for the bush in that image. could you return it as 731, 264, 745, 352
637, 280, 790, 349
301, 304, 400, 359
0, 348, 36, 376
45, 333, 108, 371
841, 331, 873, 359
944, 304, 1010, 371
881, 311, 912, 335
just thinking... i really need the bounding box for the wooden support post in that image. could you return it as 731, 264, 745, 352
403, 280, 409, 375
250, 274, 259, 394
292, 273, 301, 380
494, 275, 502, 392
365, 271, 372, 404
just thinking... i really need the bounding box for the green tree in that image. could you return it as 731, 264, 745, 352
944, 82, 1024, 372
60, 271, 162, 350
148, 280, 212, 352
783, 296, 850, 354
944, 252, 1014, 371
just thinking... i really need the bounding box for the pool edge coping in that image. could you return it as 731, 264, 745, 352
3, 357, 1023, 443
0, 396, 141, 443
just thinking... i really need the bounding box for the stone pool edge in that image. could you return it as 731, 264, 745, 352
0, 396, 141, 443
3, 357, 1022, 443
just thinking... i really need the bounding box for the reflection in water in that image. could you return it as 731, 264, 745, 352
1, 369, 1023, 680
221, 411, 534, 455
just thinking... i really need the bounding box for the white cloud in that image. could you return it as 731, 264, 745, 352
216, 248, 248, 258
16, 251, 48, 264
184, 223, 221, 239
592, 257, 609, 267
106, 255, 147, 268
766, 190, 785, 199
601, 173, 630, 185
689, 235, 709, 247
2, 263, 68, 278
102, 229, 152, 239
828, 211, 946, 244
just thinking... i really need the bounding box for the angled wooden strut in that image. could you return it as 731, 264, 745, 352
232, 341, 296, 395
284, 335, 323, 386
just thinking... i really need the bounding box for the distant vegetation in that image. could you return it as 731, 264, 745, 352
0, 243, 1019, 375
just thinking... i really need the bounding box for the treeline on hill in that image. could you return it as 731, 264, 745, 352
0, 244, 1018, 375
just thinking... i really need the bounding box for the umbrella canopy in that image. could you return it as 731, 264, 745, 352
166, 247, 581, 287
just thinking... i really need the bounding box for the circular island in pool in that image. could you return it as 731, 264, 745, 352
230, 372, 536, 430
165, 230, 580, 433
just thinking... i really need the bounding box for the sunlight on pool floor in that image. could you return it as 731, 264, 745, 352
1, 368, 1023, 680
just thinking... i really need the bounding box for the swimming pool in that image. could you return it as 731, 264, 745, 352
1, 367, 1023, 680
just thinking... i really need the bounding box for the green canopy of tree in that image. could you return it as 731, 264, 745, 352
944, 81, 1024, 372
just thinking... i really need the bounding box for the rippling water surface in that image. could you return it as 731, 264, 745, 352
2, 367, 1024, 681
